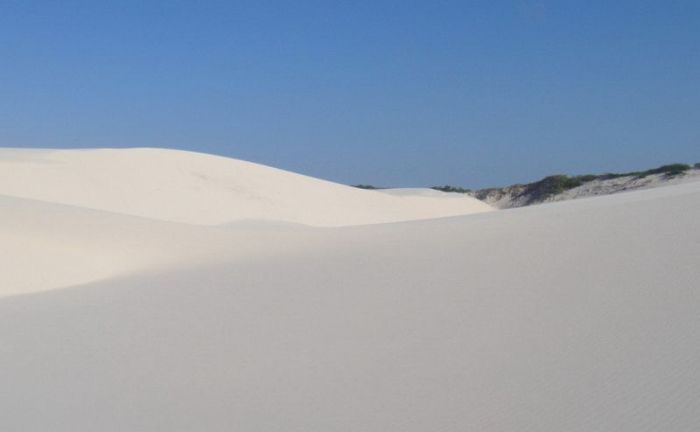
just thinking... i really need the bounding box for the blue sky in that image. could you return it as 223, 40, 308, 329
1, 1, 698, 188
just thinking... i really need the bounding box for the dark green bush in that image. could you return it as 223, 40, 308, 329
431, 185, 472, 194
598, 172, 629, 180
598, 163, 691, 180
576, 174, 598, 183
640, 163, 691, 178
530, 175, 577, 197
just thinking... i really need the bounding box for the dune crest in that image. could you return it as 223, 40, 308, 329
0, 148, 492, 226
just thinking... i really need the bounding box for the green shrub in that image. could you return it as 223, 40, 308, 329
431, 185, 472, 194
598, 172, 630, 180
353, 184, 381, 190
531, 175, 573, 197
575, 174, 598, 183
598, 163, 691, 180
640, 163, 691, 178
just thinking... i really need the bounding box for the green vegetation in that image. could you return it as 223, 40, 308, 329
529, 174, 597, 198
431, 185, 472, 194
599, 163, 691, 180
355, 162, 694, 201
646, 163, 692, 177
526, 164, 690, 199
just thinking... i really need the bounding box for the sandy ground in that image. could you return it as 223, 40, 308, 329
1, 148, 699, 431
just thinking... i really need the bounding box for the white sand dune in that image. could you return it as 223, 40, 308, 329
2, 148, 699, 431
0, 194, 227, 296
0, 191, 331, 297
0, 148, 492, 226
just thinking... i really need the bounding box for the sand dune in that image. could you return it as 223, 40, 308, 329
0, 194, 224, 296
0, 147, 489, 295
2, 148, 699, 431
0, 148, 492, 226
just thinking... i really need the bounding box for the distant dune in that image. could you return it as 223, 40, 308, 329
1, 147, 699, 431
0, 148, 492, 226
472, 165, 700, 208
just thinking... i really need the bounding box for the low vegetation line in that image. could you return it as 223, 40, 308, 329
433, 163, 695, 198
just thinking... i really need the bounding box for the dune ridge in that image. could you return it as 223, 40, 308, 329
0, 148, 492, 226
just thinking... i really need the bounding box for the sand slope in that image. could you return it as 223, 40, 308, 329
0, 148, 492, 226
1, 175, 699, 430
0, 194, 232, 296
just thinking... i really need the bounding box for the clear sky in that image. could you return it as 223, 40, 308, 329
1, 1, 698, 188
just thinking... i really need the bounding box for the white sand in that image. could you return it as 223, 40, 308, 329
2, 148, 699, 431
0, 148, 492, 226
0, 194, 222, 296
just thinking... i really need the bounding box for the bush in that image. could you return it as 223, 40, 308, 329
528, 174, 595, 198
353, 184, 381, 190
641, 163, 691, 178
598, 172, 629, 180
576, 174, 598, 183
431, 185, 472, 194
532, 176, 565, 196
598, 163, 691, 180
